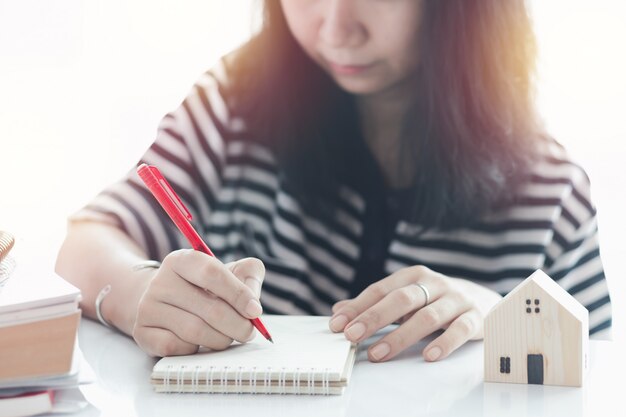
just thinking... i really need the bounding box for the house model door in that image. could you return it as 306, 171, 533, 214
527, 354, 544, 384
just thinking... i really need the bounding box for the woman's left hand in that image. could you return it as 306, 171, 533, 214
329, 265, 502, 362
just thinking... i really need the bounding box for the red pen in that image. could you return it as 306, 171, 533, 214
137, 163, 273, 343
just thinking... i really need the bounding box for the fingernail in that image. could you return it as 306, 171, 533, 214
370, 343, 390, 361
245, 299, 262, 317
426, 346, 442, 361
245, 276, 261, 296
345, 322, 366, 341
329, 314, 348, 331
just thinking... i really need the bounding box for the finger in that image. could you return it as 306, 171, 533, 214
154, 277, 255, 343
140, 302, 235, 350
166, 249, 262, 319
133, 326, 198, 357
331, 299, 352, 314
226, 257, 265, 298
329, 299, 353, 331
396, 311, 413, 324
366, 294, 471, 362
341, 285, 432, 343
422, 310, 482, 362
330, 266, 446, 332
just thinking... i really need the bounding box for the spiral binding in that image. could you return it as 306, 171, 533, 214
192, 366, 201, 393
207, 366, 215, 392
161, 364, 334, 394
278, 367, 287, 394
164, 364, 172, 392
221, 366, 228, 394
234, 366, 244, 394
263, 367, 271, 392
251, 366, 258, 394
323, 367, 331, 396
294, 368, 301, 393
307, 367, 315, 394
176, 365, 185, 392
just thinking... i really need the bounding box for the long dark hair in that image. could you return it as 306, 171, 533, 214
224, 0, 543, 229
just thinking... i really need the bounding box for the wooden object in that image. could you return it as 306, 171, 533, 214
0, 231, 15, 263
484, 269, 588, 387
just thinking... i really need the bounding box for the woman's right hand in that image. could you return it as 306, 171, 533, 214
132, 249, 265, 357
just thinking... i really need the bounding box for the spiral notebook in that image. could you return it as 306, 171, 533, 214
151, 315, 357, 395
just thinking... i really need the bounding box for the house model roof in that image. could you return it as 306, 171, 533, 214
488, 269, 588, 321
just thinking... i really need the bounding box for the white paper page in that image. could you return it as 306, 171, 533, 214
0, 264, 81, 314
153, 315, 354, 380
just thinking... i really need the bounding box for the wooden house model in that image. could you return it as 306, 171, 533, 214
484, 269, 589, 387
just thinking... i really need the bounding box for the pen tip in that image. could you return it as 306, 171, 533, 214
268, 337, 274, 344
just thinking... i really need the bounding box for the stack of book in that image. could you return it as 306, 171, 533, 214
0, 231, 88, 416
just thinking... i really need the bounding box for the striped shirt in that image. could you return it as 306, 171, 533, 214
72, 64, 612, 338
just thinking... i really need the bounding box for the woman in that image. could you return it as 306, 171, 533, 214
56, 0, 612, 362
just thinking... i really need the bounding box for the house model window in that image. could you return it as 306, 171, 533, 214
525, 298, 540, 314
500, 357, 511, 374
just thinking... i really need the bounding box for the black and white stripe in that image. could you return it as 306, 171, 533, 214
71, 64, 612, 338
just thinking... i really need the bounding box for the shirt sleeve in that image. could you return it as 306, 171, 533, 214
543, 164, 612, 339
69, 68, 233, 261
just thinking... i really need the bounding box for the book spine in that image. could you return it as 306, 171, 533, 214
159, 365, 334, 395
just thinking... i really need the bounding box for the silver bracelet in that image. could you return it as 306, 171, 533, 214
131, 260, 162, 272
95, 284, 113, 328
94, 260, 161, 329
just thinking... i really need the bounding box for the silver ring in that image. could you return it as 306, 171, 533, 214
414, 283, 430, 306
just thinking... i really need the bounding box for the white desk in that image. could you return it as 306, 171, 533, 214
71, 318, 624, 417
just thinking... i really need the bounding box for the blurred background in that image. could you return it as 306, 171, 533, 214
0, 0, 624, 341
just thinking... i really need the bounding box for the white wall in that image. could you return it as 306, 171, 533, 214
531, 0, 626, 341
0, 0, 259, 265
0, 0, 624, 341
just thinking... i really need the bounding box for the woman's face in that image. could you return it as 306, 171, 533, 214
280, 0, 423, 97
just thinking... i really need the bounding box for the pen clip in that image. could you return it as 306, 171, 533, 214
141, 164, 193, 221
